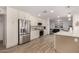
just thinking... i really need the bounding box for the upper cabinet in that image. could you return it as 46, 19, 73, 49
18, 10, 27, 19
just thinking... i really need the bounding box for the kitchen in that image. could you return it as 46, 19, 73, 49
0, 6, 49, 49
0, 6, 79, 53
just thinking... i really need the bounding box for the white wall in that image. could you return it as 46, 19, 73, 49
6, 7, 18, 48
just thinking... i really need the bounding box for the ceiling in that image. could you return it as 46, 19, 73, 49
12, 6, 79, 20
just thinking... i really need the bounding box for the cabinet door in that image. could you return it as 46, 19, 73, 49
18, 11, 27, 19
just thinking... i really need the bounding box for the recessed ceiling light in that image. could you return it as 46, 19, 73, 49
67, 14, 71, 17
50, 10, 54, 13
57, 16, 60, 18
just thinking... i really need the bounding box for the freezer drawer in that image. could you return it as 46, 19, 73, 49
22, 34, 30, 43
19, 34, 30, 44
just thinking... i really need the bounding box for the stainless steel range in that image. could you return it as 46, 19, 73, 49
18, 19, 31, 45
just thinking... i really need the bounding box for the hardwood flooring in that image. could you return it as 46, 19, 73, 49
0, 35, 55, 53
0, 34, 79, 53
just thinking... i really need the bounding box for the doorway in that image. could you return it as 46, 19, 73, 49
0, 15, 5, 50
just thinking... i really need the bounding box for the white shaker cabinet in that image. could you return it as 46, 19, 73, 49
18, 10, 27, 19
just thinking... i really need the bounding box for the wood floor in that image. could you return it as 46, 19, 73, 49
0, 35, 55, 53
0, 34, 79, 53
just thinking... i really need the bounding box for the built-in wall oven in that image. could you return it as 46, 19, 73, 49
18, 19, 31, 45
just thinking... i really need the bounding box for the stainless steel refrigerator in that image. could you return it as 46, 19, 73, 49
18, 19, 31, 45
